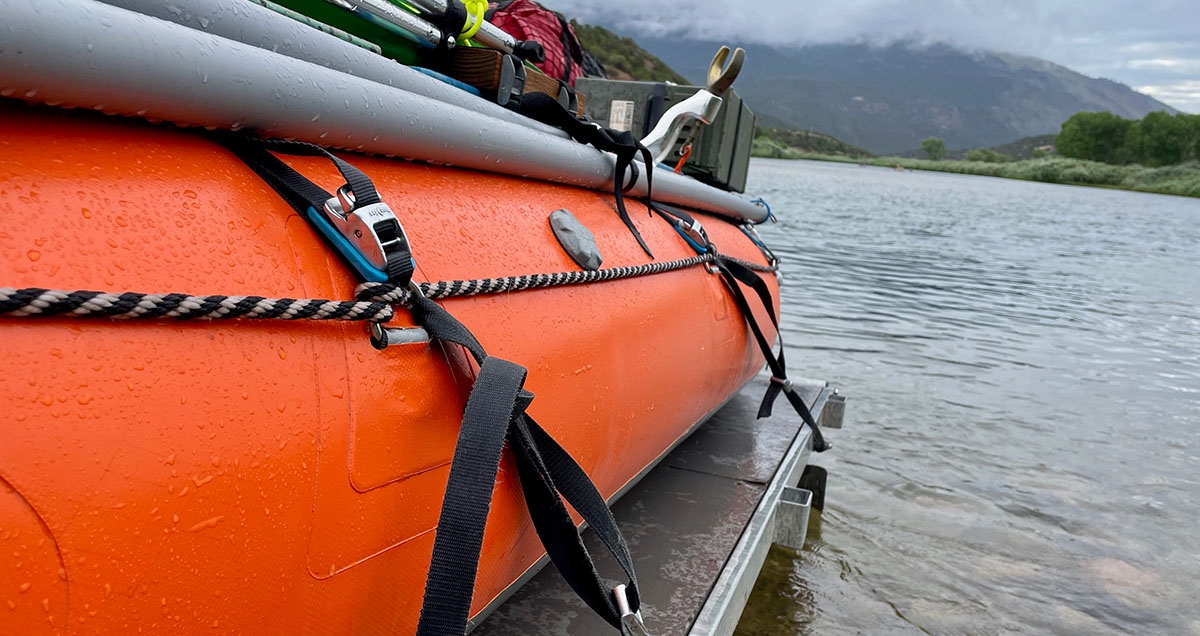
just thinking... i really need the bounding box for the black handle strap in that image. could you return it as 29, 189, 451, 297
518, 92, 656, 259
406, 293, 639, 635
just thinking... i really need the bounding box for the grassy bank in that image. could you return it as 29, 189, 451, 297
865, 157, 1200, 198
752, 144, 1200, 198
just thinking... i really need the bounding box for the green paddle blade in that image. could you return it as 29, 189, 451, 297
269, 0, 424, 64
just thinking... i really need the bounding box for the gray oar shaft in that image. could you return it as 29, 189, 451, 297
0, 0, 768, 223
97, 0, 565, 138
339, 0, 440, 48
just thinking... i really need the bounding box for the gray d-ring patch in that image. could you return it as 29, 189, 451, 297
549, 209, 603, 271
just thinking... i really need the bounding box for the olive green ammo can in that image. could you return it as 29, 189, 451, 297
574, 78, 756, 193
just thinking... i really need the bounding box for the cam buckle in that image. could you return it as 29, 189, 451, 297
323, 185, 413, 283
613, 584, 652, 636
674, 218, 710, 252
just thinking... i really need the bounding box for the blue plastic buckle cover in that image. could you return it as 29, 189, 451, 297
303, 185, 413, 283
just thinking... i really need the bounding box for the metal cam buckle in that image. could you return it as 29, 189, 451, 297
323, 185, 411, 275
677, 218, 708, 248
613, 584, 652, 636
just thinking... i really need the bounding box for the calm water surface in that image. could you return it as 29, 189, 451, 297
734, 160, 1200, 635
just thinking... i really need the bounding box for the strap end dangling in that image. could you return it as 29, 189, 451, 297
613, 585, 652, 636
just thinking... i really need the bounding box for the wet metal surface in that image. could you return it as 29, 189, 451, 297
475, 375, 824, 635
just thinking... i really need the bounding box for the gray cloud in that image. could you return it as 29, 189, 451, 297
542, 0, 1200, 112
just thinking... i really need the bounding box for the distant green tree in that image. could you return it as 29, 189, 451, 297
1031, 147, 1050, 159
920, 137, 947, 160
1123, 112, 1200, 166
1056, 111, 1134, 164
1171, 113, 1200, 163
1126, 111, 1182, 166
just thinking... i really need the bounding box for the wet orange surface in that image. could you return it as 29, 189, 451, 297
0, 102, 777, 634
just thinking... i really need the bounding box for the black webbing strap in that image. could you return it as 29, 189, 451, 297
418, 355, 529, 633
214, 134, 415, 286
650, 204, 828, 452
408, 293, 638, 635
518, 92, 656, 259
649, 202, 710, 251
219, 135, 381, 209
713, 256, 829, 452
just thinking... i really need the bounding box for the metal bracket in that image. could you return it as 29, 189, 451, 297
819, 390, 845, 429
496, 53, 527, 107
369, 323, 431, 350
639, 90, 723, 166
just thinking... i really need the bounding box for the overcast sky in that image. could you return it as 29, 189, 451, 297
541, 0, 1199, 112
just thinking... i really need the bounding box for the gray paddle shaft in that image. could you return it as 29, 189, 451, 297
0, 0, 769, 223
97, 0, 566, 138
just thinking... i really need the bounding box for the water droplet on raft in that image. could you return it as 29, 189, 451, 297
81, 208, 92, 219
26, 250, 40, 262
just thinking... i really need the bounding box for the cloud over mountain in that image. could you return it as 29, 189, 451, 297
542, 0, 1200, 112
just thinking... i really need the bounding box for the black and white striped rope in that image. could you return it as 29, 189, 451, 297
1, 251, 776, 323
0, 287, 396, 322
357, 252, 722, 304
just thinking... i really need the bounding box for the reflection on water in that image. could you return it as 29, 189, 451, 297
736, 159, 1200, 635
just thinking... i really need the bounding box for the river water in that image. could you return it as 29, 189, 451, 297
734, 159, 1200, 635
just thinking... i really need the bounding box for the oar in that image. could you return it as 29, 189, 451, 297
390, 0, 545, 61
326, 0, 443, 48
327, 0, 543, 61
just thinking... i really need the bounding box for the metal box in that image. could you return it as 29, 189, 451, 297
575, 78, 757, 193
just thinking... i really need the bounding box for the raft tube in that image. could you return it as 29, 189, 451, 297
97, 0, 571, 139
0, 0, 770, 224
0, 97, 778, 634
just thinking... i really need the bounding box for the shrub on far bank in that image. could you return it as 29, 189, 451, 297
860, 155, 1200, 198
966, 148, 1012, 163
751, 137, 802, 160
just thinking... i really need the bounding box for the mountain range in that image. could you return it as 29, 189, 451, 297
616, 38, 1176, 154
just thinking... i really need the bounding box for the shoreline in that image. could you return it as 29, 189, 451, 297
751, 151, 1200, 199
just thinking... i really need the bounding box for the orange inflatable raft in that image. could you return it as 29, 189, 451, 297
0, 0, 814, 631
0, 99, 781, 634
